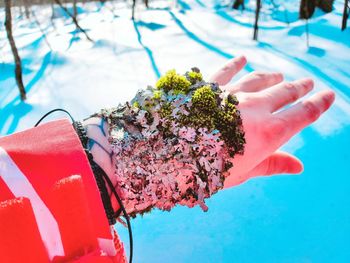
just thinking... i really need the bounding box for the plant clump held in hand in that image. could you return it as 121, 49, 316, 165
185, 68, 203, 84
156, 69, 191, 94
98, 68, 245, 217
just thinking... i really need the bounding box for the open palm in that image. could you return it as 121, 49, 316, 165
209, 57, 335, 188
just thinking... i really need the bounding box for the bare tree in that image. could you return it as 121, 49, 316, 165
18, 1, 24, 17
50, 0, 57, 28
23, 0, 31, 19
53, 0, 93, 41
317, 0, 334, 13
299, 0, 315, 19
299, 0, 316, 48
31, 10, 53, 50
130, 0, 150, 19
232, 0, 244, 10
305, 18, 310, 47
5, 0, 27, 101
132, 0, 136, 20
253, 0, 261, 40
73, 0, 78, 19
342, 0, 349, 30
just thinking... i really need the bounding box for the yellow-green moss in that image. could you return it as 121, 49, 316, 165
184, 113, 215, 130
133, 101, 140, 109
155, 69, 245, 157
159, 102, 173, 119
153, 90, 163, 100
156, 70, 191, 94
187, 70, 203, 84
214, 99, 245, 156
192, 86, 217, 114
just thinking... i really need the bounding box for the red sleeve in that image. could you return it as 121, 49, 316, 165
0, 119, 118, 260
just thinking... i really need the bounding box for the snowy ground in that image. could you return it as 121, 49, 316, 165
0, 0, 349, 262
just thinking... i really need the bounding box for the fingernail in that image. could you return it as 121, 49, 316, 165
328, 90, 335, 101
237, 55, 247, 64
297, 78, 314, 91
302, 78, 314, 86
325, 90, 336, 105
319, 90, 335, 112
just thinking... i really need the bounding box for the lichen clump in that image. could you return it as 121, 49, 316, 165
99, 67, 245, 217
156, 69, 245, 157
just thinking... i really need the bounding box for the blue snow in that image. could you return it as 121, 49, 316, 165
0, 0, 349, 262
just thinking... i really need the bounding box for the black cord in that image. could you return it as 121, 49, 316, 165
87, 156, 133, 263
74, 121, 133, 263
99, 168, 133, 263
34, 109, 133, 263
34, 108, 75, 127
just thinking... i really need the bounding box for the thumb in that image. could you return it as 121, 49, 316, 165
247, 151, 304, 178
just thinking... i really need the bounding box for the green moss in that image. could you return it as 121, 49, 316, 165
155, 68, 245, 156
156, 69, 191, 94
174, 86, 218, 129
153, 90, 163, 100
133, 101, 140, 109
226, 94, 239, 105
159, 102, 173, 119
192, 86, 217, 113
214, 100, 245, 157
187, 70, 203, 84
181, 113, 215, 130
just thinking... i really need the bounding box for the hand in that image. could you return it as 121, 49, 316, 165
209, 56, 335, 188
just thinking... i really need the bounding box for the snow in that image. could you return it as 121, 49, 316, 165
0, 0, 349, 262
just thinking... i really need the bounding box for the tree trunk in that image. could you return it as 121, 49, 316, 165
51, 0, 55, 19
54, 0, 93, 42
73, 0, 78, 19
253, 0, 261, 40
5, 0, 26, 101
132, 0, 136, 20
342, 0, 349, 30
32, 10, 52, 50
19, 1, 24, 17
232, 0, 244, 10
24, 0, 30, 19
299, 0, 316, 19
316, 0, 334, 13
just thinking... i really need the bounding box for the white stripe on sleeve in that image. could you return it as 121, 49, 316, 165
0, 146, 65, 260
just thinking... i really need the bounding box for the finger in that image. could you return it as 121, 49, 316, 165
227, 71, 283, 93
276, 90, 335, 136
223, 151, 303, 188
209, 56, 247, 85
246, 151, 303, 177
262, 78, 314, 113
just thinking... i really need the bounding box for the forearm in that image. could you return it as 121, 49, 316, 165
84, 68, 245, 217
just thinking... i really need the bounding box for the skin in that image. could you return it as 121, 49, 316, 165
83, 56, 335, 209
209, 56, 335, 188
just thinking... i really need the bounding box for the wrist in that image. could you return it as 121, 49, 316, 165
81, 117, 120, 213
